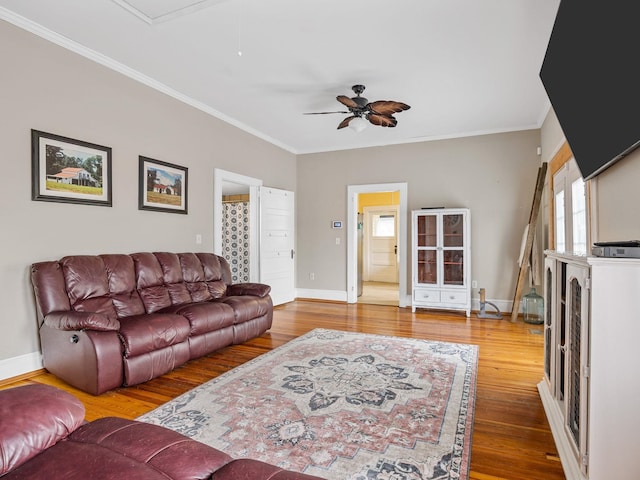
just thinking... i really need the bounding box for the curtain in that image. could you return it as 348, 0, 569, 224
222, 201, 250, 283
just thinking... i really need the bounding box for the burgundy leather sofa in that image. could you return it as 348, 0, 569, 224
30, 252, 273, 395
0, 384, 323, 479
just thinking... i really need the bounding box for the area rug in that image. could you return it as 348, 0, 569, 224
138, 329, 478, 479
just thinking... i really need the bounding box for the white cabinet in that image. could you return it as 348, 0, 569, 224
540, 252, 640, 480
411, 208, 470, 316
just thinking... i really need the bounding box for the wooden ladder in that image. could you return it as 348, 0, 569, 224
510, 162, 548, 323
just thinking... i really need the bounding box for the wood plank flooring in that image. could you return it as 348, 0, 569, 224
2, 300, 565, 480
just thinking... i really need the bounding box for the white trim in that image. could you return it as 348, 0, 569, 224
296, 288, 347, 303
472, 298, 512, 316
0, 7, 296, 154
0, 352, 43, 381
213, 169, 262, 283
111, 0, 226, 25
347, 183, 408, 307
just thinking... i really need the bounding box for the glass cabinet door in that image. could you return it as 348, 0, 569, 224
442, 214, 464, 285
416, 214, 437, 284
417, 250, 437, 284
417, 215, 437, 247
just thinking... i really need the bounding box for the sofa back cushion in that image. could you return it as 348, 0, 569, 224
60, 255, 118, 321
0, 384, 85, 475
131, 252, 173, 314
196, 253, 229, 298
101, 254, 146, 317
179, 253, 213, 302
31, 252, 234, 320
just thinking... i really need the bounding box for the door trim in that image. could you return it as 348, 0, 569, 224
347, 183, 408, 306
213, 168, 262, 282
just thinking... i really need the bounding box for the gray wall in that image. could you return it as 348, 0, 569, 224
0, 20, 296, 371
296, 130, 543, 304
540, 108, 640, 242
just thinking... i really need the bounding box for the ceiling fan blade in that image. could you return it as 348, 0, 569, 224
368, 113, 398, 127
303, 111, 350, 115
337, 116, 357, 129
368, 101, 411, 116
337, 95, 359, 109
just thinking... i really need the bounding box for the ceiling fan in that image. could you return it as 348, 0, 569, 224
305, 84, 411, 130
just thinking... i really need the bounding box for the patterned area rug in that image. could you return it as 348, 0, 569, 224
138, 329, 478, 479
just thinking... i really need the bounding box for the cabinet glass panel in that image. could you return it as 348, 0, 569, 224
417, 215, 437, 247
417, 250, 437, 284
568, 278, 582, 450
544, 267, 552, 381
443, 250, 464, 285
443, 214, 464, 247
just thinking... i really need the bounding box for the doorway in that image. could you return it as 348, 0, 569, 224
213, 169, 261, 282
213, 169, 296, 306
347, 183, 408, 307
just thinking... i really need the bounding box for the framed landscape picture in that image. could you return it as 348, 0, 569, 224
138, 156, 188, 214
31, 130, 112, 206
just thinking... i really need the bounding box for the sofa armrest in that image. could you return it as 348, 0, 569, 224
43, 311, 120, 332
0, 384, 85, 476
226, 282, 271, 298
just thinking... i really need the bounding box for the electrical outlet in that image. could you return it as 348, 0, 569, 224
472, 280, 478, 288
309, 273, 315, 280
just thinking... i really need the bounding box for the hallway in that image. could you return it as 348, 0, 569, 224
358, 281, 399, 306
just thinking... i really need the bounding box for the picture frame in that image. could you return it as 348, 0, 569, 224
138, 156, 188, 214
31, 130, 112, 206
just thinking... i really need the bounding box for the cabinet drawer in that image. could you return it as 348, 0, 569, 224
413, 289, 440, 303
440, 289, 467, 305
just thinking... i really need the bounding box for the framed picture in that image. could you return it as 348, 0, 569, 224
138, 156, 188, 214
31, 130, 112, 206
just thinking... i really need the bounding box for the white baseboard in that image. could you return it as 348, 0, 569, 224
471, 298, 514, 316
296, 290, 515, 314
0, 351, 43, 381
296, 288, 347, 302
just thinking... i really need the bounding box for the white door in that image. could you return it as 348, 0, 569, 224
364, 206, 399, 283
259, 187, 295, 306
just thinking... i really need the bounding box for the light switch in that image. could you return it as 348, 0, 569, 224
196, 234, 202, 244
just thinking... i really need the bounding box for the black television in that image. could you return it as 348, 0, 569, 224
540, 0, 640, 180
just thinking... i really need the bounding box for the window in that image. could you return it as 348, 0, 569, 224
571, 178, 587, 255
553, 157, 588, 254
555, 190, 566, 253
372, 214, 395, 237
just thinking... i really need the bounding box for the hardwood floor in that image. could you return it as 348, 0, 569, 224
3, 300, 565, 480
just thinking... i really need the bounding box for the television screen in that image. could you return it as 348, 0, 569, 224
540, 0, 640, 180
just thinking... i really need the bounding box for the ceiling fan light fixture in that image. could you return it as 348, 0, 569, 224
349, 116, 368, 133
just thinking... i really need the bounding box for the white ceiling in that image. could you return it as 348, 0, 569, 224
0, 0, 560, 155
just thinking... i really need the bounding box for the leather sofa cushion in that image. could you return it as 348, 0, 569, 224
119, 313, 191, 357
213, 458, 326, 479
196, 253, 229, 298
101, 254, 146, 317
169, 301, 236, 335
0, 384, 85, 475
223, 296, 273, 323
60, 255, 118, 321
4, 417, 233, 480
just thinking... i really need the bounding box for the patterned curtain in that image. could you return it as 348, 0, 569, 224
222, 201, 250, 283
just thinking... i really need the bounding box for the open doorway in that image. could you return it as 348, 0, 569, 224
359, 204, 400, 306
347, 183, 408, 307
213, 169, 262, 283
